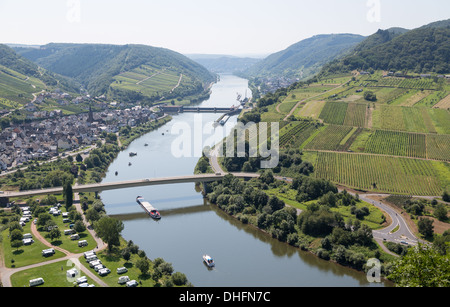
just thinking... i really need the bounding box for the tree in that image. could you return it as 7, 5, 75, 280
64, 182, 73, 208
171, 272, 188, 286
76, 153, 83, 163
442, 191, 450, 202
10, 229, 23, 242
94, 216, 124, 253
136, 257, 150, 275
73, 220, 86, 233
418, 218, 434, 238
364, 91, 377, 101
37, 213, 53, 228
121, 248, 131, 263
49, 228, 61, 241
86, 208, 101, 223
388, 244, 450, 287
434, 204, 448, 222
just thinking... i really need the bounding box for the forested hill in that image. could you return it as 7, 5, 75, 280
15, 43, 216, 97
241, 33, 365, 80
320, 19, 450, 75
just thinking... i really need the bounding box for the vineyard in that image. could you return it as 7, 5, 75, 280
267, 70, 450, 196
364, 130, 426, 158
343, 103, 367, 127
304, 125, 354, 151
312, 151, 447, 196
426, 134, 450, 162
279, 120, 320, 149
371, 77, 439, 90
372, 105, 450, 134
318, 101, 348, 125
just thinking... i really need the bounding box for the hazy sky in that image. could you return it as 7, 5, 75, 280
1, 0, 449, 56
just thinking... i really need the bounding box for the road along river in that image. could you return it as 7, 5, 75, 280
100, 74, 390, 287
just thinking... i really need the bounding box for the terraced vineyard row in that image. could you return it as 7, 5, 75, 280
343, 103, 367, 127
373, 77, 439, 90
279, 121, 319, 149
364, 130, 426, 158
372, 105, 450, 134
313, 151, 446, 196
427, 134, 450, 161
318, 101, 348, 125
304, 125, 354, 151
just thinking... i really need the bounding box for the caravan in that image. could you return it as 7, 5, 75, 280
29, 278, 44, 287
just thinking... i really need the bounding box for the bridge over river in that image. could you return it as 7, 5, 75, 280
0, 172, 259, 202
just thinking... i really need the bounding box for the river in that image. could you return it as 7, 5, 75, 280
99, 74, 388, 287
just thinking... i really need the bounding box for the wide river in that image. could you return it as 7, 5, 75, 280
100, 74, 388, 287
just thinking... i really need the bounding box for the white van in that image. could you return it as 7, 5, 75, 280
76, 276, 88, 284
70, 234, 80, 240
64, 229, 74, 235
42, 248, 55, 257
98, 268, 110, 276
89, 259, 102, 268
23, 233, 32, 239
118, 276, 130, 284
117, 267, 128, 274
126, 280, 138, 287
84, 250, 96, 258
29, 278, 44, 287
94, 264, 105, 272
78, 240, 88, 247
86, 255, 98, 263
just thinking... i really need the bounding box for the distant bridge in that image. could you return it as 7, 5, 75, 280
0, 173, 259, 202
160, 105, 242, 114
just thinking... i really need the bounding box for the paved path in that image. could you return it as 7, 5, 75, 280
207, 146, 419, 254
0, 193, 108, 287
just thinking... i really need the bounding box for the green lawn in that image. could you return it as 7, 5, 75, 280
10, 259, 100, 287
1, 223, 66, 269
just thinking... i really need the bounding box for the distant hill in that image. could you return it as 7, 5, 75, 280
320, 19, 450, 75
0, 44, 78, 104
241, 34, 365, 80
187, 54, 261, 73
15, 43, 216, 101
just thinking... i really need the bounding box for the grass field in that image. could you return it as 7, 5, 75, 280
311, 151, 448, 196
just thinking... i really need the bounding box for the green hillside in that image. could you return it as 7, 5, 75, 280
0, 44, 78, 106
242, 34, 365, 80
321, 19, 450, 75
240, 67, 450, 196
15, 43, 216, 102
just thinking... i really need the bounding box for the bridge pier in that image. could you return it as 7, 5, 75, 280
202, 182, 207, 198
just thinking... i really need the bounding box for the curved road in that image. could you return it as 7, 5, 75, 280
0, 193, 108, 287
208, 146, 420, 252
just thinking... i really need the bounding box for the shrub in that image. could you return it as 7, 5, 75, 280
172, 272, 188, 286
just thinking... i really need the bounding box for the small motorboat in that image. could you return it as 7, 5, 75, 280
203, 254, 215, 268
